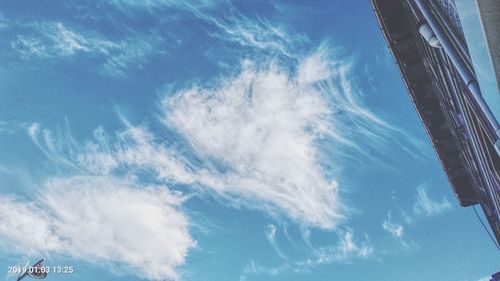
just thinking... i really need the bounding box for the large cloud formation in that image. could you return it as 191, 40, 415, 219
26, 43, 404, 231
0, 1, 418, 278
163, 53, 344, 228
0, 176, 194, 280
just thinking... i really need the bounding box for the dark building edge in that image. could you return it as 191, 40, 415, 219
370, 0, 478, 206
371, 0, 500, 245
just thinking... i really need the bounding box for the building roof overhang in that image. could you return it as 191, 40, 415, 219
371, 0, 479, 206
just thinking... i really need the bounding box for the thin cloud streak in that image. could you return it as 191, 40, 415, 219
9, 21, 161, 77
266, 224, 287, 260
294, 229, 374, 273
380, 184, 452, 251
240, 261, 288, 281
382, 211, 404, 238
110, 0, 305, 57
413, 184, 452, 217
240, 228, 373, 279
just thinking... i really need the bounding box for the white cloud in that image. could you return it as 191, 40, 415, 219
0, 176, 194, 280
207, 14, 300, 56
110, 0, 303, 57
413, 184, 452, 217
240, 228, 373, 279
265, 224, 286, 260
1, 3, 425, 280
162, 58, 343, 228
380, 184, 452, 250
19, 0, 419, 231
109, 0, 220, 10
382, 212, 404, 238
240, 260, 288, 281
12, 36, 50, 59
27, 123, 196, 184
160, 44, 411, 228
295, 229, 374, 270
10, 22, 160, 77
12, 22, 97, 57
100, 39, 156, 77
336, 230, 374, 259
27, 41, 415, 230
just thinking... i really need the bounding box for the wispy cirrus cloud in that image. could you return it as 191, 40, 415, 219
294, 229, 374, 272
1, 1, 426, 280
26, 41, 417, 230
10, 22, 161, 77
266, 224, 287, 260
27, 123, 196, 184
413, 184, 452, 217
206, 14, 302, 57
334, 230, 374, 260
380, 184, 452, 250
6, 1, 409, 231
162, 54, 344, 228
382, 211, 404, 239
109, 0, 304, 57
109, 0, 220, 11
6, 4, 422, 277
241, 226, 373, 279
159, 43, 416, 228
0, 176, 194, 281
240, 261, 288, 281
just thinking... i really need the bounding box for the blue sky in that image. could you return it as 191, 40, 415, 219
0, 1, 497, 281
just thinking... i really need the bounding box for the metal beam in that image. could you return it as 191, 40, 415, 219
412, 0, 500, 156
